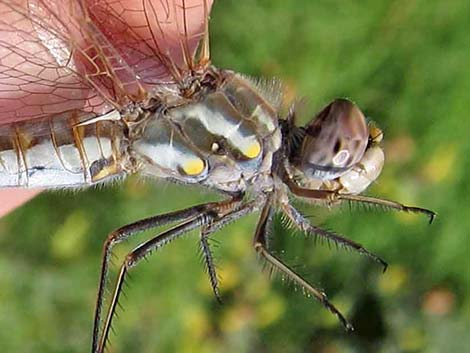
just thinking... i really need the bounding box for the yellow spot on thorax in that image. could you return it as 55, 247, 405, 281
243, 141, 261, 159
182, 158, 205, 176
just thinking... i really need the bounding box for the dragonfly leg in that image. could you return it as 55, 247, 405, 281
282, 202, 388, 271
95, 197, 262, 353
253, 200, 353, 331
199, 199, 263, 302
286, 180, 436, 223
336, 193, 436, 224
96, 211, 215, 353
199, 231, 222, 302
93, 201, 227, 353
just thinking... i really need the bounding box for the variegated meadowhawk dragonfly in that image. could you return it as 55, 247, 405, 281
0, 0, 435, 352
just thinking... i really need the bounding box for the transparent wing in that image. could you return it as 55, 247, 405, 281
88, 0, 212, 85
0, 0, 212, 124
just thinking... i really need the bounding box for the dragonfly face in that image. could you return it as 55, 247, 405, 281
0, 1, 435, 352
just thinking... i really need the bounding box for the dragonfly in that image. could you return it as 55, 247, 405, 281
0, 0, 435, 352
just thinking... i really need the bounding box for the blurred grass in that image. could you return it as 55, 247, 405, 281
1, 0, 470, 352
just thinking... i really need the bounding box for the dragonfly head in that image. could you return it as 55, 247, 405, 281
287, 99, 384, 193
294, 99, 369, 180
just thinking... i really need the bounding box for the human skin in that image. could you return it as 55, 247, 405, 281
0, 189, 40, 217
0, 0, 212, 218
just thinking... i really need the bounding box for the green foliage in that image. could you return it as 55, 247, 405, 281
1, 1, 469, 352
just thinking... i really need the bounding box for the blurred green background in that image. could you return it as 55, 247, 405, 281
1, 0, 469, 352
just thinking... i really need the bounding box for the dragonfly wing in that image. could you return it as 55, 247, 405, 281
88, 0, 213, 86
0, 0, 212, 124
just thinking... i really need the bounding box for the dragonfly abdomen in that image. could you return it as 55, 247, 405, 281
0, 114, 125, 188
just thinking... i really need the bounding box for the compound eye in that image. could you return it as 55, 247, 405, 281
298, 99, 369, 180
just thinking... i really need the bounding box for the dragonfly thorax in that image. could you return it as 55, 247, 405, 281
132, 71, 282, 194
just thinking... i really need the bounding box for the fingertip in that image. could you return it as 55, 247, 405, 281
0, 188, 41, 218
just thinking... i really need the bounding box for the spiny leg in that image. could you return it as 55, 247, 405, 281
337, 194, 436, 224
97, 213, 214, 353
253, 200, 353, 331
286, 180, 436, 223
93, 201, 225, 353
95, 197, 262, 353
199, 231, 222, 302
282, 202, 388, 271
199, 199, 264, 302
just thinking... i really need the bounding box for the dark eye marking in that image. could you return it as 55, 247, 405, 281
334, 139, 341, 153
